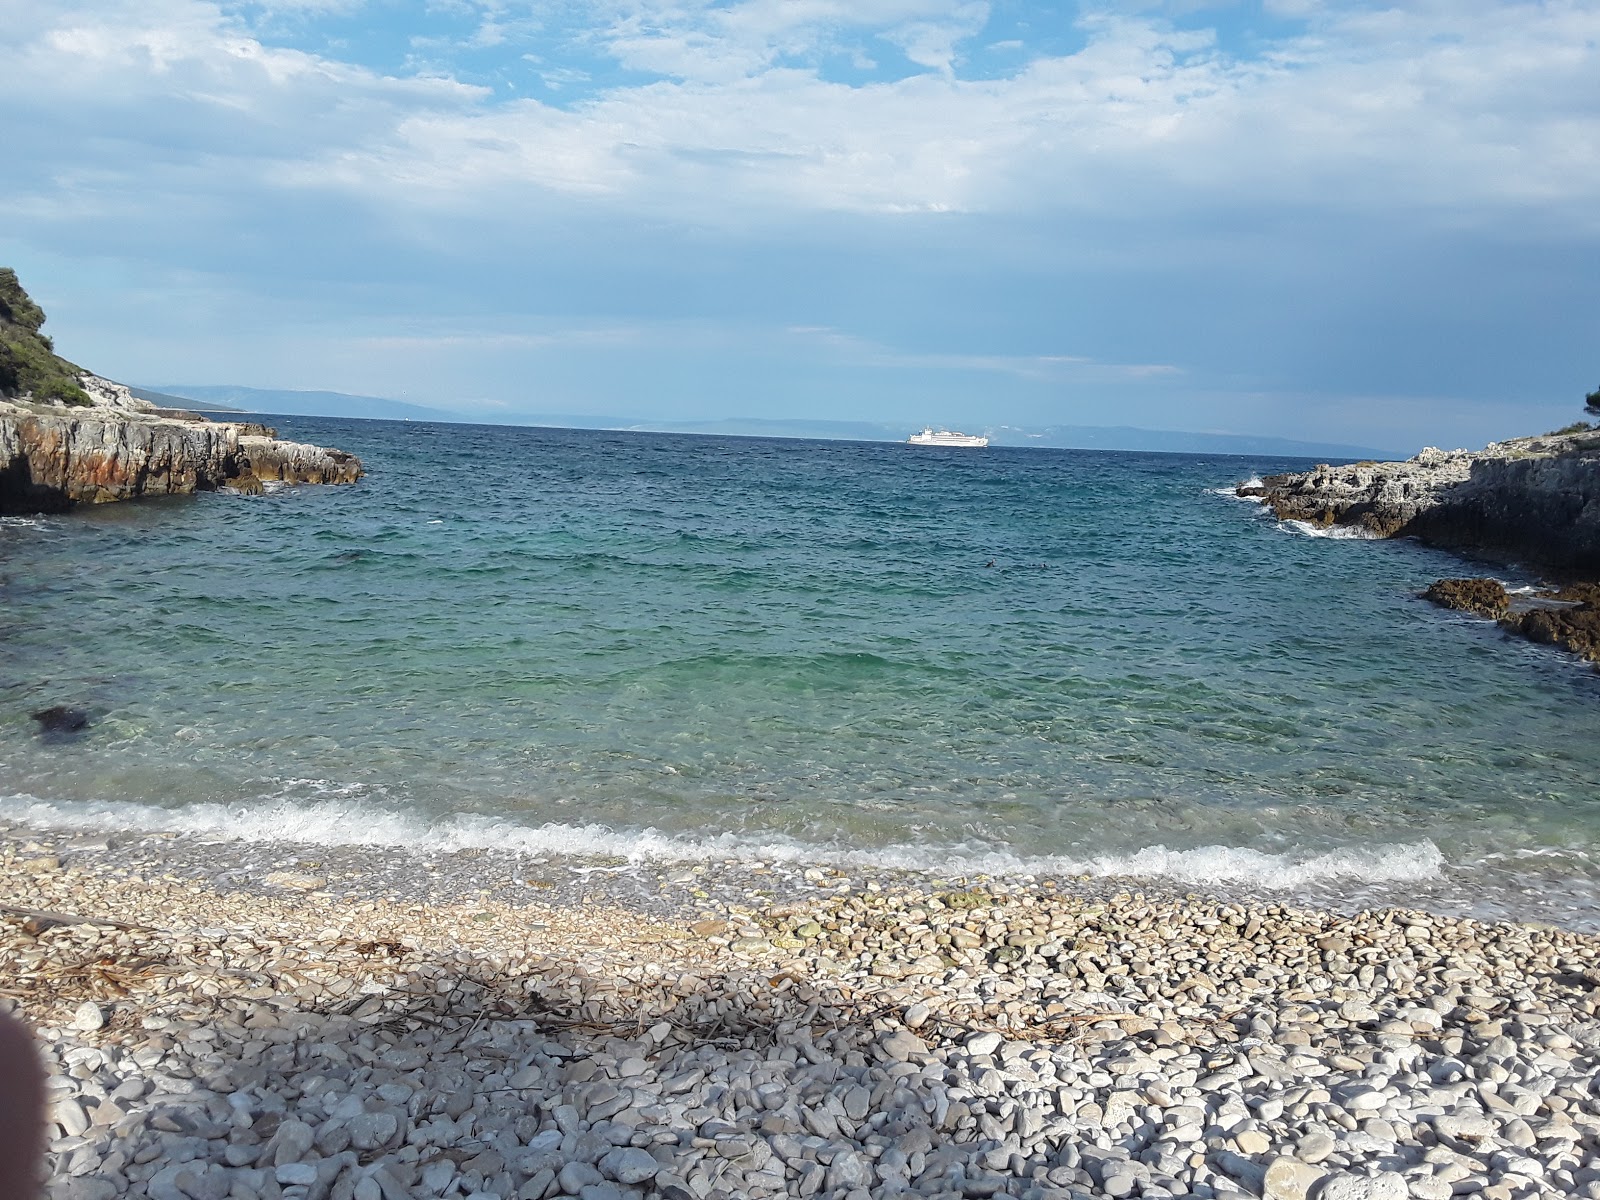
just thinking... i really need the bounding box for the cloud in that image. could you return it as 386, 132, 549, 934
7, 0, 1599, 234
782, 325, 1179, 381
588, 0, 996, 81
3, 0, 1598, 448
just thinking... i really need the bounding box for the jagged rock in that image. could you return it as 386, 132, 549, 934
1421, 576, 1600, 663
1249, 431, 1600, 668
0, 270, 360, 513
1423, 578, 1510, 618
1243, 431, 1600, 571
76, 374, 156, 414
0, 401, 361, 513
238, 433, 362, 486
1512, 596, 1600, 661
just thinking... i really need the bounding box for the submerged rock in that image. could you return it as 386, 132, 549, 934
30, 705, 89, 733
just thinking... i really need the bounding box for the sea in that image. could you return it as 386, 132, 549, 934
3, 417, 1598, 928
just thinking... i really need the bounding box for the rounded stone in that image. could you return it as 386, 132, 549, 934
275, 1163, 318, 1186
603, 1147, 660, 1185
70, 1002, 106, 1033
1263, 1156, 1328, 1200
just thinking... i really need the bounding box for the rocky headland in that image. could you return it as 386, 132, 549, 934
0, 271, 361, 514
1239, 431, 1600, 572
1240, 430, 1600, 664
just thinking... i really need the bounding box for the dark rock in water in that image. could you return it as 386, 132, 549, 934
1510, 589, 1600, 663
1423, 578, 1511, 619
1422, 576, 1600, 665
31, 705, 89, 733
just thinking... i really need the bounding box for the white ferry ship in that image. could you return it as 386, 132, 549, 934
907, 428, 988, 448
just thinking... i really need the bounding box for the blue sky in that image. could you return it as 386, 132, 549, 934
3, 0, 1598, 451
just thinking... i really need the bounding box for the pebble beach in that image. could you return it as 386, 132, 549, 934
8, 826, 1600, 1200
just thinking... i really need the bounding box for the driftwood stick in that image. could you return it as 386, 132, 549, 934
0, 904, 150, 932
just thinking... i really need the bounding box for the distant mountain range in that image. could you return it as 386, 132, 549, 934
147, 384, 1400, 461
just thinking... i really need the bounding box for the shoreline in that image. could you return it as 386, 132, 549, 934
9, 826, 1600, 1200
5, 805, 1599, 936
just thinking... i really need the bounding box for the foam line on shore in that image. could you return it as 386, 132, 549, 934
0, 793, 1445, 889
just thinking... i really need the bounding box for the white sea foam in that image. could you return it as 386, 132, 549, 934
0, 794, 1446, 890
1280, 520, 1381, 540
1210, 477, 1265, 502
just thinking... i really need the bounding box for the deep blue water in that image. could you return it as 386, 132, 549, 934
4, 417, 1598, 925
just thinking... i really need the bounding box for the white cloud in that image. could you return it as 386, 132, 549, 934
5, 0, 1600, 444
783, 325, 1179, 381
588, 0, 995, 80
6, 0, 1598, 236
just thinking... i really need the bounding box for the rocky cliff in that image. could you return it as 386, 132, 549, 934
0, 384, 363, 513
1243, 430, 1600, 666
0, 271, 361, 514
1241, 430, 1600, 574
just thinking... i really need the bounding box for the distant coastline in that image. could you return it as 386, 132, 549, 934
149, 383, 1399, 461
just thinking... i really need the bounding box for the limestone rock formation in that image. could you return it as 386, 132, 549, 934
1243, 430, 1600, 573
0, 394, 363, 513
0, 271, 362, 514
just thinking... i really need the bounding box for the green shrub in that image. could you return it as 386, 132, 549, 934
0, 269, 47, 333
1586, 386, 1600, 414
0, 268, 90, 405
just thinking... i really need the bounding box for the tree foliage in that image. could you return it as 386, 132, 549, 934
1587, 385, 1600, 414
0, 268, 89, 406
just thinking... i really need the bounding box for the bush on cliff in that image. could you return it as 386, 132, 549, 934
0, 268, 90, 407
1586, 385, 1600, 414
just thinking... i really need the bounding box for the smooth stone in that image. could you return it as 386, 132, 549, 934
1263, 1157, 1328, 1200
879, 1030, 929, 1062
602, 1147, 660, 1185
70, 1002, 107, 1033
59, 1180, 119, 1200
965, 1033, 1004, 1056
1296, 1133, 1337, 1164
825, 1151, 872, 1191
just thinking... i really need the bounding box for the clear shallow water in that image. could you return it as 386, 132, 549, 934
3, 418, 1599, 926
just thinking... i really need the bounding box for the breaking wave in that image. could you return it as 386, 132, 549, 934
1279, 520, 1381, 540
0, 793, 1445, 891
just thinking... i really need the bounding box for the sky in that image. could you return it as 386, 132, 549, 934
2, 0, 1598, 451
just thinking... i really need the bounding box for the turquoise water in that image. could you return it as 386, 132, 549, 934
3, 419, 1598, 925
